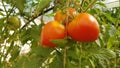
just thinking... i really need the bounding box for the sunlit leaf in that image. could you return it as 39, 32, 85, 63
35, 0, 52, 16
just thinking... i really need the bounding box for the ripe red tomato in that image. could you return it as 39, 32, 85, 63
67, 13, 100, 42
40, 21, 67, 47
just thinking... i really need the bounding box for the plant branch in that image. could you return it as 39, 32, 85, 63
75, 2, 83, 12
83, 0, 97, 12
79, 43, 82, 68
2, 0, 8, 16
21, 6, 54, 29
63, 47, 67, 68
7, 4, 16, 17
81, 0, 85, 7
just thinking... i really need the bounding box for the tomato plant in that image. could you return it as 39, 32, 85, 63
0, 0, 120, 68
68, 13, 99, 42
40, 21, 66, 47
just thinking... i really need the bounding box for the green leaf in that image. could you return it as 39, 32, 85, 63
35, 0, 52, 16
30, 25, 41, 42
96, 1, 106, 8
89, 59, 95, 68
23, 56, 42, 68
13, 56, 27, 68
103, 13, 117, 24
67, 47, 79, 61
49, 52, 63, 68
51, 39, 68, 48
10, 46, 20, 61
102, 24, 112, 45
14, 0, 27, 13
31, 46, 53, 57
108, 25, 116, 36
20, 29, 31, 45
0, 63, 3, 68
45, 13, 54, 17
96, 48, 116, 59
92, 48, 116, 68
107, 36, 116, 49
0, 11, 4, 16
66, 59, 78, 68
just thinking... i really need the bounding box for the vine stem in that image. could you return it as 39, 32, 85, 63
79, 43, 83, 68
83, 0, 97, 12
63, 0, 71, 67
2, 0, 8, 15
63, 47, 67, 68
21, 6, 54, 29
81, 0, 85, 7
7, 4, 16, 17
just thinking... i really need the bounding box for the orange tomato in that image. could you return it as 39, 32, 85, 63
40, 21, 67, 47
54, 8, 77, 25
67, 8, 77, 17
54, 10, 66, 23
67, 13, 100, 42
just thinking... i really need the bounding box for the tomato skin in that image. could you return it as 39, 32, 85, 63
67, 13, 99, 42
41, 21, 66, 47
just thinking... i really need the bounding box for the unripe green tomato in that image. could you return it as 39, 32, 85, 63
7, 16, 21, 30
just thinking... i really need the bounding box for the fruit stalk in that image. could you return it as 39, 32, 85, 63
83, 0, 97, 12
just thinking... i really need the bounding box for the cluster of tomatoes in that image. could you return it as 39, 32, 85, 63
40, 8, 100, 48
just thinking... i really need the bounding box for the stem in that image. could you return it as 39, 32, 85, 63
79, 43, 82, 68
2, 1, 8, 15
81, 0, 85, 7
40, 11, 44, 25
83, 0, 97, 12
21, 6, 54, 29
63, 47, 67, 68
74, 1, 83, 12
7, 4, 16, 17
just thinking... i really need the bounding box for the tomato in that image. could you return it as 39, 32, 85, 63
7, 16, 21, 30
67, 13, 100, 42
67, 8, 77, 17
54, 8, 77, 25
54, 10, 66, 23
40, 21, 67, 47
